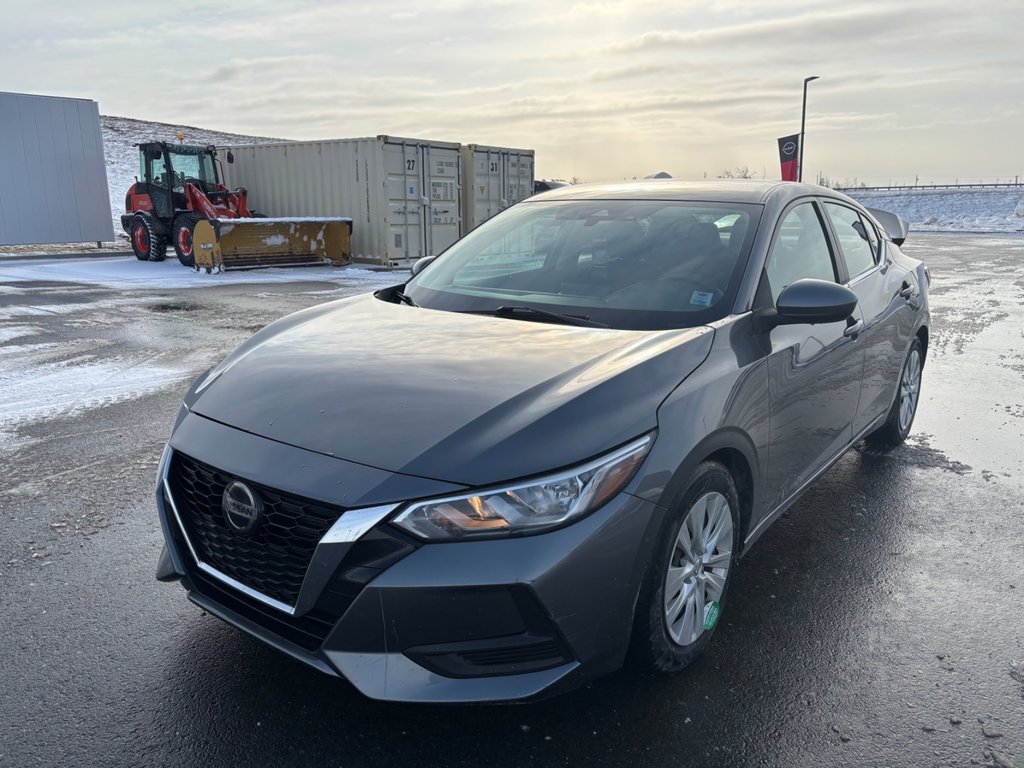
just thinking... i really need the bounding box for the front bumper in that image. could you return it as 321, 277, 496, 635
157, 413, 661, 703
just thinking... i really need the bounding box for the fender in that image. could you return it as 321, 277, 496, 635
645, 427, 761, 551
127, 209, 169, 236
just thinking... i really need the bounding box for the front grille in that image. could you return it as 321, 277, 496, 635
168, 452, 344, 607
189, 567, 338, 652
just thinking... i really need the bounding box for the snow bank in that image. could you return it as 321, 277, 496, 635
843, 187, 1024, 233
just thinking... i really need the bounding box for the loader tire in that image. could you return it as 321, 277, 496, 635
172, 213, 203, 267
131, 216, 166, 262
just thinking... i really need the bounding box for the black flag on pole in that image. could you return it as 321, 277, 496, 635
777, 134, 799, 181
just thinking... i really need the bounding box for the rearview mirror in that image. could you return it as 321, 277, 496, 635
146, 148, 162, 161
764, 278, 858, 327
410, 255, 436, 277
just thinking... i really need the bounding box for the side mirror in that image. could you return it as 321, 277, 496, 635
760, 278, 858, 328
226, 150, 235, 164
146, 148, 162, 161
410, 255, 436, 277
864, 206, 910, 246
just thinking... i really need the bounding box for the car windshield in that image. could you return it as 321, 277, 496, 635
405, 199, 762, 330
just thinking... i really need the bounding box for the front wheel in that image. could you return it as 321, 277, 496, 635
630, 461, 739, 672
172, 213, 203, 267
866, 337, 924, 447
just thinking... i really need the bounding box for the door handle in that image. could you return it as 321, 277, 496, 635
844, 317, 864, 339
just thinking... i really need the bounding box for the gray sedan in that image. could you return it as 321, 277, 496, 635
155, 180, 929, 702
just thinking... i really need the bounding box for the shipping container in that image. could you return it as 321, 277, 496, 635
459, 145, 535, 233
219, 136, 462, 267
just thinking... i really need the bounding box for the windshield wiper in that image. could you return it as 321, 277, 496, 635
492, 305, 608, 328
393, 289, 418, 307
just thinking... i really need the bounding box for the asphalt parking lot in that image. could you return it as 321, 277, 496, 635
1, 234, 1022, 768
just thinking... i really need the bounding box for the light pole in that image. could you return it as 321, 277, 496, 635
799, 75, 819, 183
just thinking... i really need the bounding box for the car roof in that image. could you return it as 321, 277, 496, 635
527, 179, 848, 206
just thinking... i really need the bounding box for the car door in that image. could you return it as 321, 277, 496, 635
760, 200, 866, 510
821, 201, 916, 435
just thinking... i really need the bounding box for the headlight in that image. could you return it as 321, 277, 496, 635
392, 434, 653, 540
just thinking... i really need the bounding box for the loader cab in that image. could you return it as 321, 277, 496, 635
137, 142, 221, 218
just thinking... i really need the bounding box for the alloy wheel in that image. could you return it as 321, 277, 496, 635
899, 348, 922, 432
664, 491, 733, 646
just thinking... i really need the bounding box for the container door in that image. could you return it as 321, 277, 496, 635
473, 149, 504, 230
422, 144, 461, 256
383, 141, 424, 262
505, 152, 535, 208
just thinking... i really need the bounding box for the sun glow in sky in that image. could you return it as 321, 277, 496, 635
5, 0, 1022, 184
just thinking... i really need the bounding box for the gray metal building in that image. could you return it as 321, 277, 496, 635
0, 92, 114, 246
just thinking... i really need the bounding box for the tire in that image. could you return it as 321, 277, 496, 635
171, 213, 203, 267
630, 461, 740, 672
865, 337, 924, 448
130, 216, 166, 262
251, 212, 267, 218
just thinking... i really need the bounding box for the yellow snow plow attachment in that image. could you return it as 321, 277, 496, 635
192, 217, 352, 271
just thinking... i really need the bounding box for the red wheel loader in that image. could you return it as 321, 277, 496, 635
122, 142, 351, 271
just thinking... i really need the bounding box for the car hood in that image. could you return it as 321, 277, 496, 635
188, 294, 714, 487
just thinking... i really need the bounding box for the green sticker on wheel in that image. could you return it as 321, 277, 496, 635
703, 601, 721, 630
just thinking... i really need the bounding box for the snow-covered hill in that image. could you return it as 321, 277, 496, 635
101, 115, 280, 242
93, 115, 1024, 240
844, 187, 1024, 233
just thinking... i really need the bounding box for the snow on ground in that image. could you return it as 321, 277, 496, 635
100, 115, 280, 244
844, 187, 1024, 233
0, 340, 193, 453
0, 255, 405, 291
0, 324, 41, 344
0, 296, 143, 322
0, 350, 191, 448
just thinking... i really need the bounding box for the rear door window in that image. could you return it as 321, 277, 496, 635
823, 202, 877, 279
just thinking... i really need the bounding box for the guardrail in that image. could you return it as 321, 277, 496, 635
840, 182, 1024, 192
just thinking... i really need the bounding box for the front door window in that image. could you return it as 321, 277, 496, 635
764, 202, 837, 302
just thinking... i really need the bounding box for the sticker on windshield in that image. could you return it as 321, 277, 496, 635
690, 290, 714, 307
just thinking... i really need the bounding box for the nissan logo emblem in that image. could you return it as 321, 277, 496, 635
783, 141, 796, 155
222, 480, 263, 535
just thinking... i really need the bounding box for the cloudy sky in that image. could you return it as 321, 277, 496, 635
5, 0, 1022, 183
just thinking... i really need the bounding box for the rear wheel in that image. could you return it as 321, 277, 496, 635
130, 216, 166, 261
172, 213, 203, 267
630, 461, 739, 672
866, 337, 924, 447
